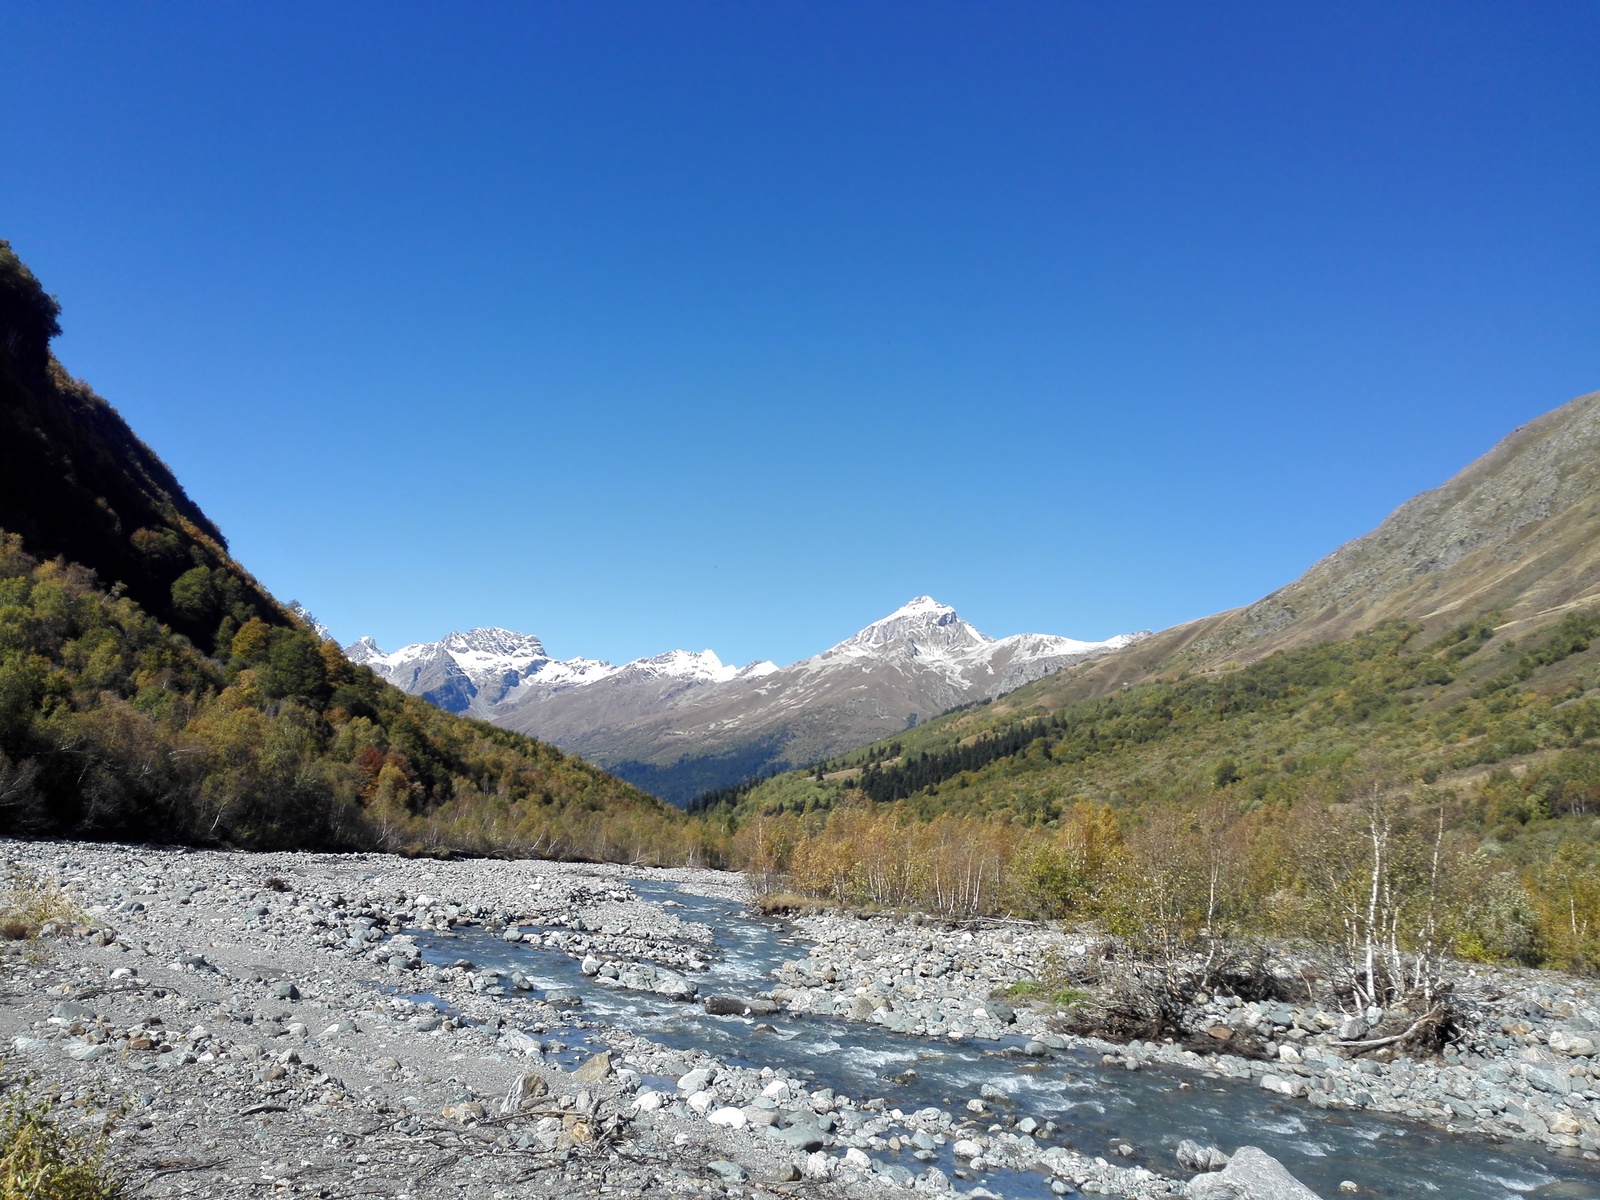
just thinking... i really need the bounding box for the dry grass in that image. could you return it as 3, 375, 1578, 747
0, 868, 83, 941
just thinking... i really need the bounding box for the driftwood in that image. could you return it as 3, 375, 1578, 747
1335, 1005, 1445, 1054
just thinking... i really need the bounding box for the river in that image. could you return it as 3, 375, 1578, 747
408, 879, 1600, 1200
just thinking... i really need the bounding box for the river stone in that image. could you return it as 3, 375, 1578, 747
501, 1028, 543, 1056
880, 1162, 915, 1186
951, 1138, 982, 1159
1259, 1074, 1308, 1099
706, 1161, 747, 1183
707, 1106, 746, 1129
53, 1001, 96, 1022
983, 1001, 1016, 1025
1550, 1030, 1596, 1056
633, 1090, 665, 1112
1176, 1139, 1231, 1171
772, 1123, 825, 1151
1338, 1016, 1368, 1041
1188, 1146, 1322, 1199
678, 1067, 714, 1093
571, 1051, 612, 1082
704, 995, 754, 1016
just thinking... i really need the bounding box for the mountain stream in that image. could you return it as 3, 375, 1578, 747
407, 880, 1600, 1200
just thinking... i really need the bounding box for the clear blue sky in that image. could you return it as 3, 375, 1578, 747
3, 3, 1596, 666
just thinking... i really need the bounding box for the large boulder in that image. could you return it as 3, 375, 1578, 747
1187, 1146, 1324, 1199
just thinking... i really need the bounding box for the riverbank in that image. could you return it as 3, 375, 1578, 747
772, 910, 1600, 1159
0, 841, 1179, 1199
2, 840, 1597, 1200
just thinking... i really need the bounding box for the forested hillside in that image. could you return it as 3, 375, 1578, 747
704, 396, 1600, 973
0, 241, 710, 863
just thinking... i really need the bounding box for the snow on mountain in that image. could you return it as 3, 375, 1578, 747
345, 626, 760, 716
288, 601, 333, 642
348, 599, 1142, 801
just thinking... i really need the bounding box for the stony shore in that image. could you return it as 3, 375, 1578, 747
0, 841, 1177, 1200
772, 911, 1600, 1159
3, 839, 1597, 1200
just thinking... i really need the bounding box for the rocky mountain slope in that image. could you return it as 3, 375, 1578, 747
352, 598, 1140, 802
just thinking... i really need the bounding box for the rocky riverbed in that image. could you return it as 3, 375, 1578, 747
1, 839, 1596, 1200
772, 912, 1600, 1160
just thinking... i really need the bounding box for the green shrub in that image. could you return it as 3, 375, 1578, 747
0, 1088, 122, 1200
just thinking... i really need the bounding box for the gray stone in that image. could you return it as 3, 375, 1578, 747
272, 981, 299, 1000
772, 1123, 825, 1151
571, 1051, 612, 1082
706, 1161, 747, 1184
1176, 1138, 1231, 1172
1187, 1146, 1323, 1199
677, 1067, 714, 1093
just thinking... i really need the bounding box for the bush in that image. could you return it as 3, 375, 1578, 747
0, 868, 81, 941
0, 1088, 122, 1200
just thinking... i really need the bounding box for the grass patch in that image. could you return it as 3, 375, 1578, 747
0, 1087, 123, 1200
997, 979, 1091, 1008
0, 868, 83, 941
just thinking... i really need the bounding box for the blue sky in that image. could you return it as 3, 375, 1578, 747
3, 3, 1596, 666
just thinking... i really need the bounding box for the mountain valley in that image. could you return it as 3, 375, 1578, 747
348, 599, 1141, 803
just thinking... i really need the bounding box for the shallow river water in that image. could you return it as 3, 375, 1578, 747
410, 881, 1600, 1200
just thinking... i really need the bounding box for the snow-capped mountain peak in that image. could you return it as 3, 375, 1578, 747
440, 627, 548, 666
288, 601, 333, 642
839, 596, 993, 655
627, 648, 744, 684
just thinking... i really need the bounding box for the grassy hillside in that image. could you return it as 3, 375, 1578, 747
0, 241, 712, 864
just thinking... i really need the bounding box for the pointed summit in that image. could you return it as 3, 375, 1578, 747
842, 597, 991, 654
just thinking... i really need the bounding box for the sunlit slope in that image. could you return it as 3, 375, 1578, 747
718, 387, 1600, 820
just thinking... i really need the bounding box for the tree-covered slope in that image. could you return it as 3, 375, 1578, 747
0, 241, 708, 862
718, 608, 1600, 824
0, 241, 287, 657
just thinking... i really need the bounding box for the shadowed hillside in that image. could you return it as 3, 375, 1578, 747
0, 241, 710, 863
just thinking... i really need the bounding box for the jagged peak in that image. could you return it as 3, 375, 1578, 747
441, 626, 548, 661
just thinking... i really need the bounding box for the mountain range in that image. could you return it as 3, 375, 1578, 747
347, 598, 1141, 802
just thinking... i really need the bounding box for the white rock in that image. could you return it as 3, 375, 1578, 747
707, 1106, 747, 1129
843, 1147, 872, 1168
1550, 1030, 1597, 1057
952, 1138, 983, 1159
687, 1090, 716, 1115
633, 1090, 664, 1112
678, 1067, 713, 1093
